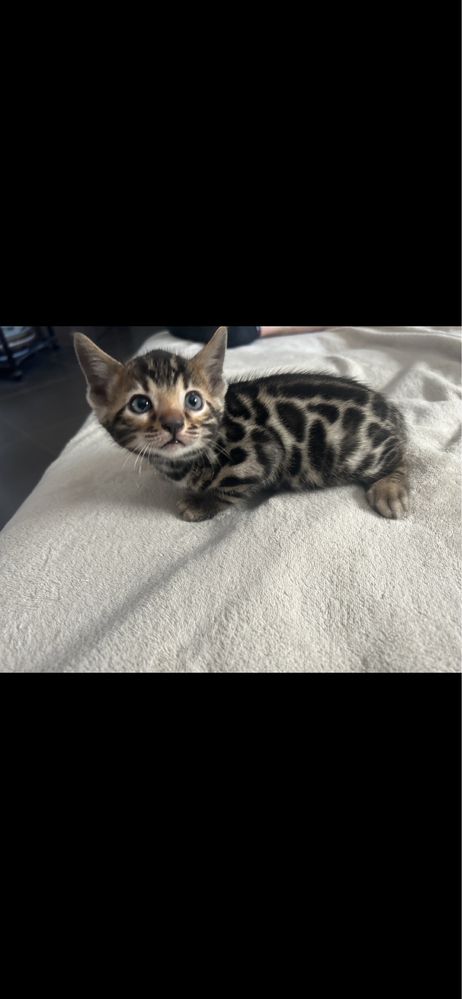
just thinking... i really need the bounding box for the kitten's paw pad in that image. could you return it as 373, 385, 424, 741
366, 480, 410, 520
178, 496, 222, 522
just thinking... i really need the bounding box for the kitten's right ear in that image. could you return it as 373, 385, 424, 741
192, 326, 228, 393
73, 333, 123, 405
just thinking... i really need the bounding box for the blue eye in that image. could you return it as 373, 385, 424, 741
185, 391, 204, 412
129, 395, 152, 415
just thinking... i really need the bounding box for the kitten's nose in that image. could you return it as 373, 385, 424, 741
161, 418, 185, 437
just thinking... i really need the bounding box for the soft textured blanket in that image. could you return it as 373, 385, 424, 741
0, 326, 460, 673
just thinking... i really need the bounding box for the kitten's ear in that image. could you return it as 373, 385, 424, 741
193, 326, 228, 393
74, 333, 123, 405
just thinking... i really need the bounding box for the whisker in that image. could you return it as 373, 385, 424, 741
121, 447, 138, 473
213, 441, 231, 460
136, 441, 151, 474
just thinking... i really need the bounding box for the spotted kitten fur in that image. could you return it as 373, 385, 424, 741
74, 327, 409, 522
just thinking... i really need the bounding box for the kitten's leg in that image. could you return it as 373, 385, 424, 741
178, 484, 255, 522
177, 491, 241, 522
365, 465, 410, 520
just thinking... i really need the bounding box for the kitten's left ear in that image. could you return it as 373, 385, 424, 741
193, 326, 228, 393
74, 332, 123, 406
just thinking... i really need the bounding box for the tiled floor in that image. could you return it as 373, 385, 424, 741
0, 326, 163, 530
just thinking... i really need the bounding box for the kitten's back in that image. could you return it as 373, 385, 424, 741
223, 370, 405, 488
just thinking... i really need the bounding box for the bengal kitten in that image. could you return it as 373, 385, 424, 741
74, 327, 409, 522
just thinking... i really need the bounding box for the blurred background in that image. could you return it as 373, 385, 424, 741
0, 326, 164, 529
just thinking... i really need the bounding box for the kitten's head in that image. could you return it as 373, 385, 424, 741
74, 327, 228, 460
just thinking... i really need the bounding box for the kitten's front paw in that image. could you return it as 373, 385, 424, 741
366, 478, 410, 520
178, 495, 223, 522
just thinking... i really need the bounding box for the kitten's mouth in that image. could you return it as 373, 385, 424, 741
162, 438, 186, 451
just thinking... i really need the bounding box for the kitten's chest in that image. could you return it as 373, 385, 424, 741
151, 455, 216, 491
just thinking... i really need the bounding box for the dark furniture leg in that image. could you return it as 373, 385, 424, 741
0, 328, 23, 379
33, 326, 59, 350
46, 326, 59, 349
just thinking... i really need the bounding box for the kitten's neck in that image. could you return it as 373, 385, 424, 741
149, 443, 215, 472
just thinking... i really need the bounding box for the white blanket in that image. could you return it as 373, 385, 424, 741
1, 326, 460, 673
